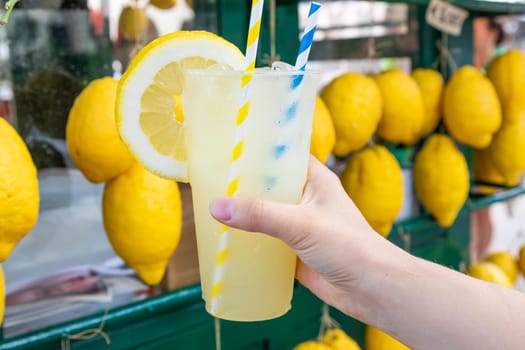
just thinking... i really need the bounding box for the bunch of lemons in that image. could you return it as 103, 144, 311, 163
66, 76, 183, 286
468, 245, 525, 289
320, 66, 468, 237
479, 50, 525, 187
468, 251, 516, 288
317, 49, 525, 238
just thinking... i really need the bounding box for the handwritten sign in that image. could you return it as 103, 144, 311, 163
425, 0, 469, 36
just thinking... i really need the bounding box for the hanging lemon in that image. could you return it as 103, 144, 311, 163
443, 65, 502, 148
341, 145, 403, 237
310, 96, 336, 164
486, 111, 525, 187
414, 134, 469, 227
102, 163, 183, 285
375, 68, 424, 145
0, 118, 39, 262
411, 68, 443, 138
320, 73, 382, 157
66, 77, 134, 183
487, 49, 525, 123
119, 6, 148, 41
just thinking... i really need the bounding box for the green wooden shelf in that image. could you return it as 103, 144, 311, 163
0, 285, 327, 350
389, 185, 525, 252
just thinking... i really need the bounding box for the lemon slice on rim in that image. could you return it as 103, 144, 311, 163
116, 30, 245, 182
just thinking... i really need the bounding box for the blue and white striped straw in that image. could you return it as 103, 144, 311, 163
281, 1, 321, 124
295, 2, 321, 72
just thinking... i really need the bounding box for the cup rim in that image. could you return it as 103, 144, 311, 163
183, 68, 320, 77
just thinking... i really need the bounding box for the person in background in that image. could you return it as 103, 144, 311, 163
210, 157, 525, 350
473, 16, 505, 70
470, 16, 505, 262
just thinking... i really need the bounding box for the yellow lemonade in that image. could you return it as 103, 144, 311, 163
183, 69, 318, 321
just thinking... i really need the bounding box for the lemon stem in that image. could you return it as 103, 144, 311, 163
1, 0, 20, 25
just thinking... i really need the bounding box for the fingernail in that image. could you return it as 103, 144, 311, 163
209, 198, 233, 221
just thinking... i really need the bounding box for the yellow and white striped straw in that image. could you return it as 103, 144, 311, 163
210, 0, 264, 317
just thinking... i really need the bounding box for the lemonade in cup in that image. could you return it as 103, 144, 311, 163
182, 68, 318, 321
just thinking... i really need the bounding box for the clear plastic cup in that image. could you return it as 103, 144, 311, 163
182, 68, 318, 321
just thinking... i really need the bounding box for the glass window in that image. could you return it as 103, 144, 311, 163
2, 0, 200, 337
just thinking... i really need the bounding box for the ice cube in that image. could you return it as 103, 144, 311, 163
271, 61, 294, 70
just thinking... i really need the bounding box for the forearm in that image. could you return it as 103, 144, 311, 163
350, 244, 525, 350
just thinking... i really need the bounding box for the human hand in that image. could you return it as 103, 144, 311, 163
212, 157, 525, 350
209, 156, 403, 316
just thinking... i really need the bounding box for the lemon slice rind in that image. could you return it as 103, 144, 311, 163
116, 31, 245, 182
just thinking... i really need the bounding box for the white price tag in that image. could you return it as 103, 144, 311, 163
425, 0, 469, 36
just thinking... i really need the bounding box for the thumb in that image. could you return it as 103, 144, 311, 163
209, 196, 315, 251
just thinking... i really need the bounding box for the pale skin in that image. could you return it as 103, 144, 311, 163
210, 157, 525, 350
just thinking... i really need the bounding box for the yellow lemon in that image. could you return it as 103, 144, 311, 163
467, 261, 513, 287
472, 148, 506, 186
487, 49, 525, 122
293, 341, 333, 350
322, 328, 361, 350
487, 111, 525, 187
341, 145, 403, 237
66, 77, 134, 183
443, 65, 502, 148
320, 73, 382, 157
485, 251, 518, 284
118, 6, 148, 41
102, 163, 183, 285
0, 118, 39, 262
310, 96, 336, 163
149, 0, 177, 9
375, 68, 424, 145
414, 134, 469, 227
116, 30, 245, 181
365, 326, 410, 350
411, 68, 443, 138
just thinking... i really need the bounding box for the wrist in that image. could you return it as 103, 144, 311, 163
341, 238, 420, 323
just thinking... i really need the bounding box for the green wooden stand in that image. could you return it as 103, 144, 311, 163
1, 0, 525, 348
